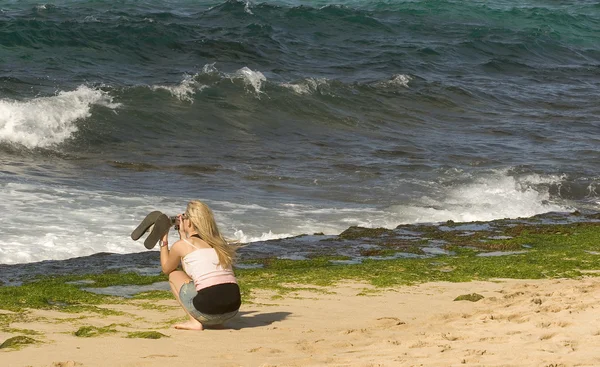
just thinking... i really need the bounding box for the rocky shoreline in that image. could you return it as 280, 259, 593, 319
2, 210, 598, 286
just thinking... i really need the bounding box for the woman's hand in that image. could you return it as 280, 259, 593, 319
177, 213, 186, 239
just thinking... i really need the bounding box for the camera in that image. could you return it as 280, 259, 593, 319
170, 216, 182, 230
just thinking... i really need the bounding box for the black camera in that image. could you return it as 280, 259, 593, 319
169, 216, 180, 226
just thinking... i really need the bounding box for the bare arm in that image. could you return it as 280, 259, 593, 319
160, 230, 185, 274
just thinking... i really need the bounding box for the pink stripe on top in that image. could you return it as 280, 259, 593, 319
181, 239, 237, 291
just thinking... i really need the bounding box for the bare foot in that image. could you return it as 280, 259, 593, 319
174, 320, 204, 331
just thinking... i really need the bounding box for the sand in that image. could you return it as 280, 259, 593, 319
2, 277, 600, 367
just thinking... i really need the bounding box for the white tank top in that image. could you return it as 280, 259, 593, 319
181, 239, 237, 291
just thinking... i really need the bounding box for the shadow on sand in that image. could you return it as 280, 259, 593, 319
227, 310, 291, 330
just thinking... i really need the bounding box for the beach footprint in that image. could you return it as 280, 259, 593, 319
374, 317, 406, 329
52, 362, 82, 367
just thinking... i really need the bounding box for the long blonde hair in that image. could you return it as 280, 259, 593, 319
185, 200, 238, 268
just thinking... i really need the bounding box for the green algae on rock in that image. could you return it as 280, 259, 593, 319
454, 293, 484, 302
126, 331, 168, 339
74, 325, 118, 338
0, 335, 37, 349
339, 226, 394, 240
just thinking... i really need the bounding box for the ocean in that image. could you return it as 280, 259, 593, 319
1, 0, 599, 265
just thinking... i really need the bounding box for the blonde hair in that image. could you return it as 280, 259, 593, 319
185, 200, 238, 268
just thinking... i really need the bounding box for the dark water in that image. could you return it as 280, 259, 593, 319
0, 0, 599, 265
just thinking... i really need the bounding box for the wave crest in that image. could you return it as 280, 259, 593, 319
150, 74, 206, 103
0, 85, 119, 148
389, 170, 572, 224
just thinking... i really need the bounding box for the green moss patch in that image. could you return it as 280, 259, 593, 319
0, 312, 25, 327
126, 331, 168, 339
454, 293, 485, 302
0, 273, 167, 313
0, 280, 116, 313
73, 325, 118, 337
134, 302, 178, 312
1, 327, 41, 335
339, 226, 394, 239
359, 248, 400, 257
0, 335, 38, 349
235, 219, 600, 298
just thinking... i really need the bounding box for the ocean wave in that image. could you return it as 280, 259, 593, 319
0, 86, 119, 149
280, 74, 413, 96
232, 67, 267, 95
372, 74, 413, 88
548, 177, 600, 201
0, 67, 449, 153
2, 0, 597, 59
145, 65, 267, 101
150, 74, 207, 103
280, 78, 331, 95
388, 170, 573, 224
142, 65, 414, 102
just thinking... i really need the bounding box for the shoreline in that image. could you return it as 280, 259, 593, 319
2, 210, 598, 284
3, 277, 600, 366
2, 211, 600, 365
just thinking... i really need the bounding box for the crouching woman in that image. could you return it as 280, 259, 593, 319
160, 200, 241, 330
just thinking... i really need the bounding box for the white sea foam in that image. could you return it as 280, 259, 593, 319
0, 181, 299, 264
0, 170, 572, 265
194, 64, 267, 96
233, 230, 294, 243
281, 78, 330, 95
389, 170, 571, 224
0, 183, 374, 264
207, 0, 254, 14
374, 74, 412, 88
243, 0, 254, 15
150, 74, 207, 103
0, 85, 119, 148
202, 63, 219, 75
0, 182, 185, 265
233, 67, 267, 94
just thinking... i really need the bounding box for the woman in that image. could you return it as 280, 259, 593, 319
159, 200, 241, 330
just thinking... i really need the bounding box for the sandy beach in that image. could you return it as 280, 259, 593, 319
2, 277, 600, 367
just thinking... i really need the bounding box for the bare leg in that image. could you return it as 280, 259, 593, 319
168, 271, 204, 331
